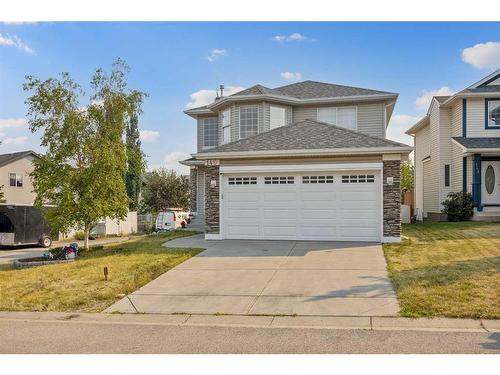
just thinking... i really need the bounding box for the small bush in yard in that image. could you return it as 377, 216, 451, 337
441, 192, 473, 221
74, 231, 85, 240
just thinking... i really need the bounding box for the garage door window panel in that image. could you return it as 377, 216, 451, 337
302, 175, 334, 184
342, 174, 375, 183
264, 176, 294, 184
228, 177, 257, 185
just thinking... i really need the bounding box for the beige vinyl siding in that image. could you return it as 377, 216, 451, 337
357, 103, 385, 138
0, 155, 37, 205
450, 102, 464, 192
439, 108, 453, 202
467, 97, 500, 137
422, 160, 433, 218
466, 155, 473, 194
424, 102, 441, 215
414, 124, 430, 218
292, 102, 386, 138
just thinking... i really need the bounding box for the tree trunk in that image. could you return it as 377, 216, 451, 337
84, 224, 90, 250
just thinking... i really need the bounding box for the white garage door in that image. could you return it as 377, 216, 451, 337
221, 171, 382, 242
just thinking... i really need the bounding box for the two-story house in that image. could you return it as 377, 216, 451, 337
182, 81, 412, 243
0, 150, 38, 205
407, 69, 500, 221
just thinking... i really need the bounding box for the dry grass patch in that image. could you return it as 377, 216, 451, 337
384, 222, 500, 319
0, 231, 201, 312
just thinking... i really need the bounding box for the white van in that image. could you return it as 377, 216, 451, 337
155, 211, 181, 231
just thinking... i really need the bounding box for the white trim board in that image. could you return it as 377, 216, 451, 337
220, 162, 383, 174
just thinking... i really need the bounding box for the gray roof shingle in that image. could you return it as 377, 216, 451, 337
273, 80, 394, 99
453, 137, 500, 149
228, 80, 395, 100
0, 150, 37, 168
198, 120, 410, 154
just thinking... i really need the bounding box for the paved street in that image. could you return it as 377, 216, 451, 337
0, 236, 132, 265
107, 234, 399, 316
0, 317, 498, 353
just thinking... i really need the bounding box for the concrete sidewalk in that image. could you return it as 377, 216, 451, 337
0, 311, 498, 333
106, 234, 399, 316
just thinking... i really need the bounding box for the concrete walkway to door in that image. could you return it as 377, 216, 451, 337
106, 235, 399, 316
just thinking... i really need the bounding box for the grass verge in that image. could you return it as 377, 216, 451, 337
0, 230, 201, 312
384, 222, 500, 319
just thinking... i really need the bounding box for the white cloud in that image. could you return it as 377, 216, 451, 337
0, 118, 28, 131
280, 72, 302, 81
139, 130, 160, 142
1, 22, 37, 25
273, 33, 313, 43
386, 114, 420, 147
163, 151, 191, 175
0, 33, 34, 54
186, 86, 246, 108
415, 87, 456, 111
3, 136, 29, 145
207, 48, 227, 62
462, 42, 500, 70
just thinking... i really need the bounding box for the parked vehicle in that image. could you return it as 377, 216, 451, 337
0, 204, 52, 247
176, 211, 191, 224
155, 211, 183, 231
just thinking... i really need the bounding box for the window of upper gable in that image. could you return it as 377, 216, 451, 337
270, 106, 286, 130
317, 106, 357, 130
203, 117, 219, 148
486, 99, 500, 128
239, 105, 259, 139
222, 109, 231, 144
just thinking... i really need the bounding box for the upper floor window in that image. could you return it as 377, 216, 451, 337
203, 118, 219, 148
222, 109, 231, 144
9, 173, 23, 187
270, 106, 286, 130
487, 100, 500, 127
240, 105, 258, 139
317, 107, 357, 130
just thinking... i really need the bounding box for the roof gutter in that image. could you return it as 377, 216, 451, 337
193, 146, 413, 160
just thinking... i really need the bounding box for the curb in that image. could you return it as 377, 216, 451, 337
0, 311, 498, 333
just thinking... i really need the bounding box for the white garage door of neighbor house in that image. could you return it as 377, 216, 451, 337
221, 171, 382, 242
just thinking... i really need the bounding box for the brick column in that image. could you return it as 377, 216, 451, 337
205, 165, 220, 234
189, 167, 197, 213
383, 159, 401, 239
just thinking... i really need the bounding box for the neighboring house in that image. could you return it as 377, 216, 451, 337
407, 69, 500, 221
182, 81, 412, 243
0, 150, 38, 205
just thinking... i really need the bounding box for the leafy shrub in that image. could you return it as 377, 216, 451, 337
441, 192, 473, 221
74, 231, 85, 240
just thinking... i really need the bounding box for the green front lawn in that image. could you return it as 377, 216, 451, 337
384, 222, 500, 319
0, 231, 201, 312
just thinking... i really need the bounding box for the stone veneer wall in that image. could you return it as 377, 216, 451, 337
189, 168, 197, 212
205, 165, 220, 233
383, 159, 401, 238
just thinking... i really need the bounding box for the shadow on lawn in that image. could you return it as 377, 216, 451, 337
402, 222, 500, 241
394, 256, 500, 287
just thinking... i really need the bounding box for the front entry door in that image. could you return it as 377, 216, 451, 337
482, 161, 500, 206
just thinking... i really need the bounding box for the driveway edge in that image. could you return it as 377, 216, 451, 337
0, 311, 497, 333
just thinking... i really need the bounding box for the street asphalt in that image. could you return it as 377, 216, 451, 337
0, 318, 498, 353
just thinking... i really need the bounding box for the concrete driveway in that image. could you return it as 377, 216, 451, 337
106, 234, 399, 316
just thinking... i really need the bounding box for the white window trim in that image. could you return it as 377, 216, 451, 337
239, 104, 259, 140
202, 117, 219, 149
317, 106, 358, 130
487, 99, 500, 128
269, 105, 287, 130
222, 109, 231, 144
8, 172, 23, 188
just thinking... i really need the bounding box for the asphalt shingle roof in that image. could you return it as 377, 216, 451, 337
453, 137, 500, 149
229, 80, 395, 100
0, 150, 37, 168
198, 120, 410, 154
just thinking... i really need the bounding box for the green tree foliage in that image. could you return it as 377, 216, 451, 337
442, 192, 474, 221
125, 114, 145, 210
401, 161, 414, 193
23, 59, 147, 249
141, 168, 190, 213
0, 185, 5, 203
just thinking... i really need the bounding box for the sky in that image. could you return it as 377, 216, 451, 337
1, 22, 500, 174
